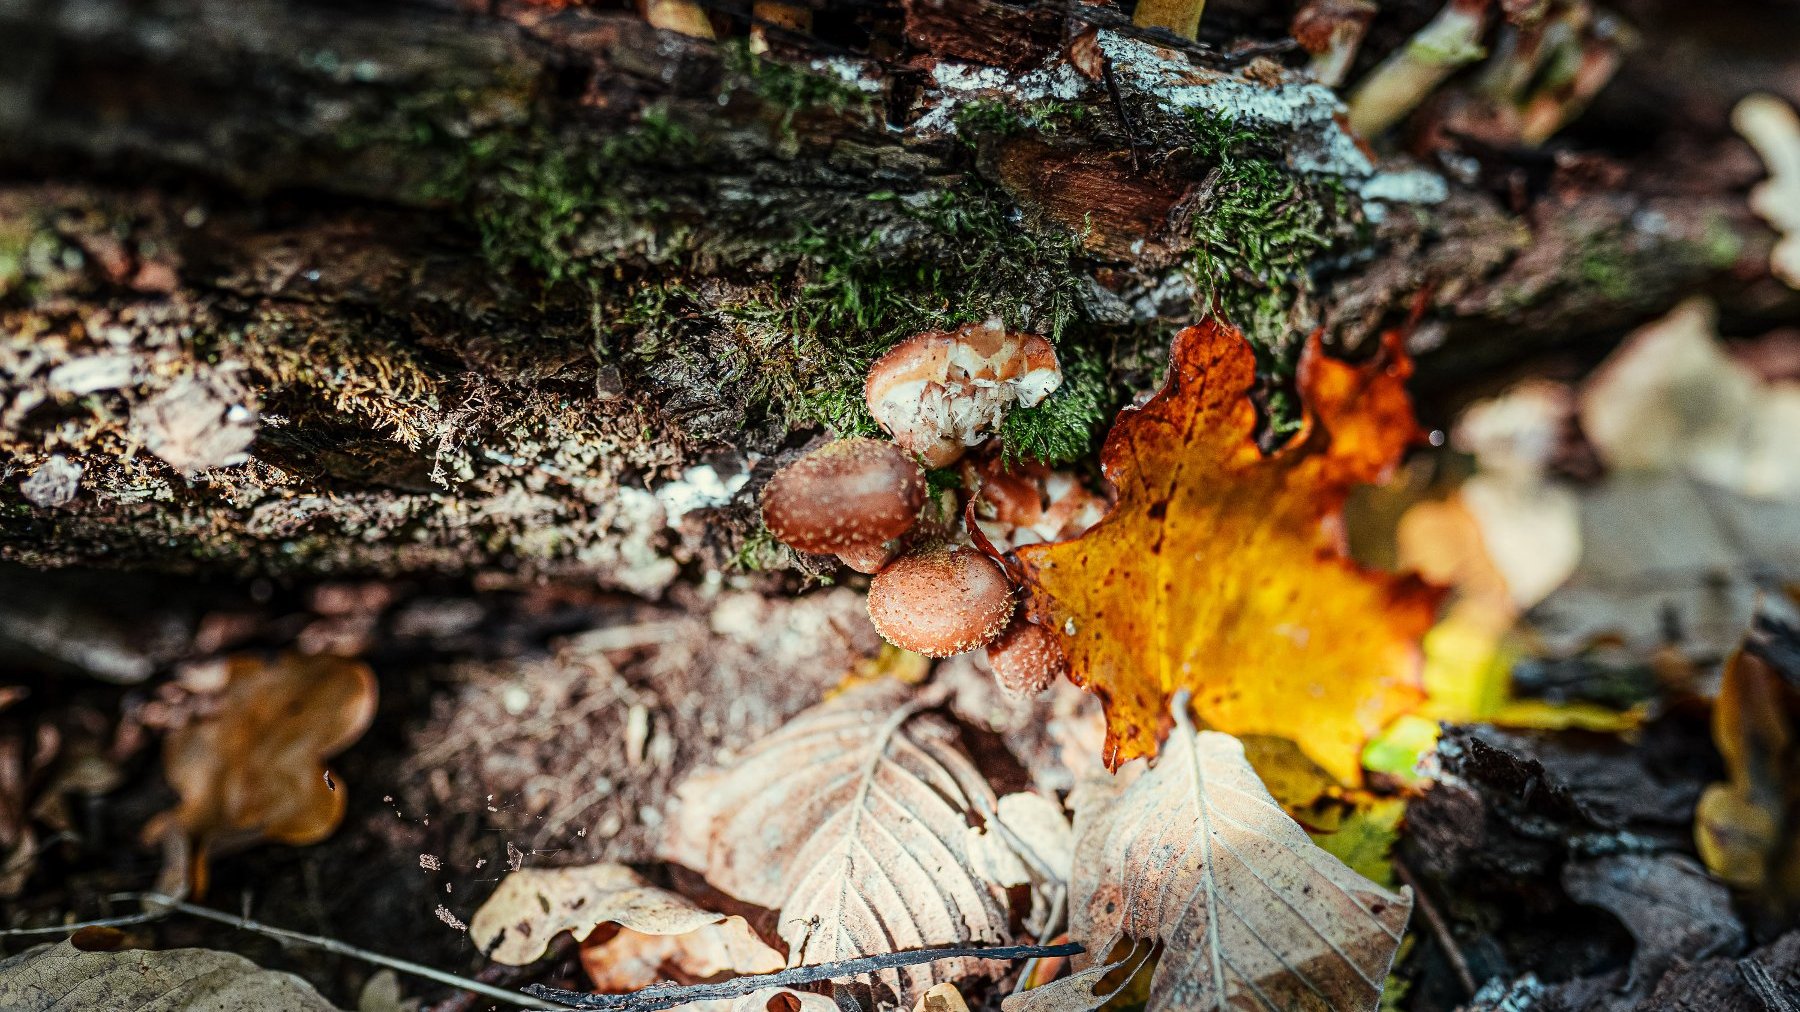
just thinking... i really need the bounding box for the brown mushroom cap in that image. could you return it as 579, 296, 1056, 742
984, 615, 1068, 696
864, 322, 1063, 468
867, 545, 1016, 657
761, 438, 927, 555
835, 540, 897, 575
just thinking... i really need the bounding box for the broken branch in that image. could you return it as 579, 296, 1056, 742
523, 943, 1087, 1011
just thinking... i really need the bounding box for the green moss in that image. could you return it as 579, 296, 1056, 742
1699, 209, 1745, 270
1178, 109, 1352, 434
429, 107, 704, 290
953, 98, 1094, 144
721, 42, 875, 135
726, 181, 1090, 443
1577, 246, 1635, 303
728, 527, 787, 572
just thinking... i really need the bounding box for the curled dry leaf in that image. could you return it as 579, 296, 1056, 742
1695, 618, 1800, 926
1016, 321, 1440, 784
0, 940, 340, 1011
469, 861, 780, 980
660, 680, 1025, 1008
151, 653, 375, 892
1008, 694, 1412, 1012
1515, 302, 1800, 660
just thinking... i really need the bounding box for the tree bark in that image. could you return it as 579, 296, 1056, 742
0, 0, 1792, 584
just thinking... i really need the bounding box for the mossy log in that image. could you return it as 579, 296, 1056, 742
0, 0, 1789, 585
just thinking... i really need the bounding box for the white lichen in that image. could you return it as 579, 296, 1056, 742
1098, 31, 1375, 178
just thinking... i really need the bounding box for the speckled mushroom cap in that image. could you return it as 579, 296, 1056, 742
760, 438, 926, 555
867, 544, 1016, 657
864, 321, 1062, 468
984, 615, 1068, 696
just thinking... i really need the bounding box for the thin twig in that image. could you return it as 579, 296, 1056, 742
25, 893, 572, 1012
127, 894, 575, 1010
526, 942, 1087, 1010
1392, 859, 1477, 997
0, 908, 166, 938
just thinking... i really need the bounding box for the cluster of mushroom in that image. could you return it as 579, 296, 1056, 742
758, 320, 1076, 696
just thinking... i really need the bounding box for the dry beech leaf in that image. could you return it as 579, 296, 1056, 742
1008, 693, 1413, 1012
152, 653, 375, 891
580, 922, 785, 1003
0, 940, 341, 1011
915, 981, 973, 1012
469, 860, 779, 977
1017, 321, 1439, 784
660, 680, 1020, 1008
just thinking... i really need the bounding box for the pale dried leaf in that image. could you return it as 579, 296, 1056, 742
581, 922, 784, 993
1003, 964, 1119, 1012
470, 862, 761, 966
731, 987, 842, 1012
995, 792, 1076, 884
1054, 693, 1412, 1012
1579, 297, 1800, 500
661, 680, 1019, 1008
0, 940, 341, 1011
915, 982, 972, 1012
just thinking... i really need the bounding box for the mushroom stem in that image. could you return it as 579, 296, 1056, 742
1291, 0, 1379, 88
750, 1, 812, 53
639, 0, 715, 39
1132, 0, 1207, 41
1346, 0, 1491, 137
1516, 10, 1627, 145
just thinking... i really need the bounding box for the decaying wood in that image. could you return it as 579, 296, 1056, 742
0, 0, 1790, 583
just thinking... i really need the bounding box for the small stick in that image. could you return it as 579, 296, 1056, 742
137, 895, 574, 1010
526, 942, 1087, 1011
1392, 860, 1478, 997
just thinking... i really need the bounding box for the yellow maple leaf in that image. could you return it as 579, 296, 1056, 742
1016, 321, 1440, 784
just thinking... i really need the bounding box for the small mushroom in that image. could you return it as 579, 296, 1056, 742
1346, 0, 1492, 138
835, 540, 898, 575
640, 0, 715, 38
864, 320, 1062, 468
984, 615, 1068, 697
760, 438, 927, 557
1291, 0, 1378, 87
965, 456, 1107, 551
867, 545, 1015, 657
1133, 0, 1208, 39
